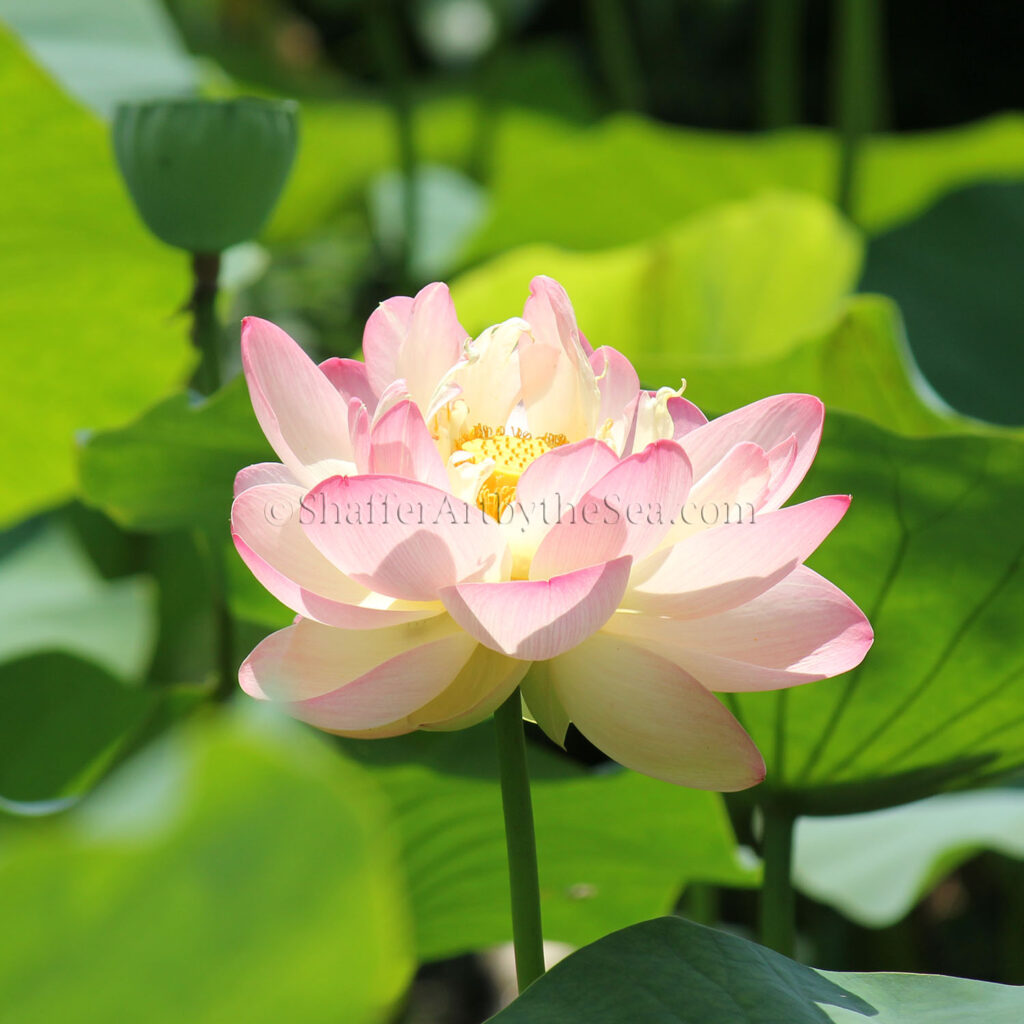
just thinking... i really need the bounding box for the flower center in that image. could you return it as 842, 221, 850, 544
457, 424, 568, 520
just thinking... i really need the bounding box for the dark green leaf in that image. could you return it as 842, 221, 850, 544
861, 182, 1024, 426
0, 652, 154, 808
489, 916, 1024, 1023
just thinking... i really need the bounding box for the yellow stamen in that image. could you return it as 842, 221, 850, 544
457, 424, 568, 519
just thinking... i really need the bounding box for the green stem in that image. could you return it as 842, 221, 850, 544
187, 253, 235, 698
190, 251, 222, 394
758, 0, 804, 128
759, 801, 796, 956
493, 688, 545, 992
832, 0, 886, 218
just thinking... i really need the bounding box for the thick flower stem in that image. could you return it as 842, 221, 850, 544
493, 688, 546, 992
190, 251, 223, 394
759, 800, 797, 956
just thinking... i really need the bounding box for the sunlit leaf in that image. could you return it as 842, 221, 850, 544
490, 916, 1024, 1023
340, 724, 757, 961
793, 789, 1024, 927
78, 378, 273, 532
0, 28, 193, 528
731, 412, 1024, 813
467, 111, 1024, 259
453, 190, 861, 377
0, 706, 413, 1024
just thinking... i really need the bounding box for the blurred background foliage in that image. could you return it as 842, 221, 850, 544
1, 1, 1023, 1021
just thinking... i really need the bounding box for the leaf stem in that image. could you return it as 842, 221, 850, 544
759, 800, 796, 956
493, 687, 546, 992
189, 251, 222, 394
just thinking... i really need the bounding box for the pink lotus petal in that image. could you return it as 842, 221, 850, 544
320, 356, 377, 412
439, 556, 632, 660
548, 633, 766, 789
231, 482, 440, 628
590, 345, 640, 425
680, 394, 823, 509
531, 440, 692, 580
234, 462, 298, 497
606, 566, 873, 691
363, 283, 467, 412
520, 276, 601, 438
303, 474, 510, 601
240, 616, 477, 734
666, 395, 708, 439
368, 399, 449, 490
626, 494, 851, 617
241, 317, 354, 485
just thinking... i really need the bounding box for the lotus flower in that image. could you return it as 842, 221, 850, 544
233, 277, 872, 790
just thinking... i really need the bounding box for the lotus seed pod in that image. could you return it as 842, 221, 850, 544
113, 97, 298, 253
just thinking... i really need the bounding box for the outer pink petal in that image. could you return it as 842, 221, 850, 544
368, 399, 449, 490
239, 616, 478, 734
530, 440, 692, 580
439, 556, 632, 660
320, 356, 377, 411
661, 441, 771, 546
667, 396, 708, 439
303, 474, 510, 601
520, 276, 601, 438
679, 394, 823, 510
605, 566, 873, 691
234, 462, 298, 497
547, 633, 766, 790
590, 345, 640, 424
419, 646, 531, 732
362, 283, 467, 412
626, 494, 851, 617
241, 317, 354, 484
231, 483, 440, 628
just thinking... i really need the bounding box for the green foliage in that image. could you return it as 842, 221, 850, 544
453, 191, 862, 378
862, 182, 1024, 426
0, 652, 155, 808
733, 412, 1024, 813
0, 27, 194, 529
793, 789, 1024, 927
78, 378, 273, 532
490, 916, 1024, 1022
0, 706, 414, 1024
340, 724, 757, 960
0, 521, 155, 678
0, 0, 198, 117
468, 111, 1024, 258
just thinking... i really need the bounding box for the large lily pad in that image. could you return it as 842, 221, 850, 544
0, 706, 413, 1023
732, 412, 1024, 813
489, 916, 1024, 1023
0, 28, 193, 528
